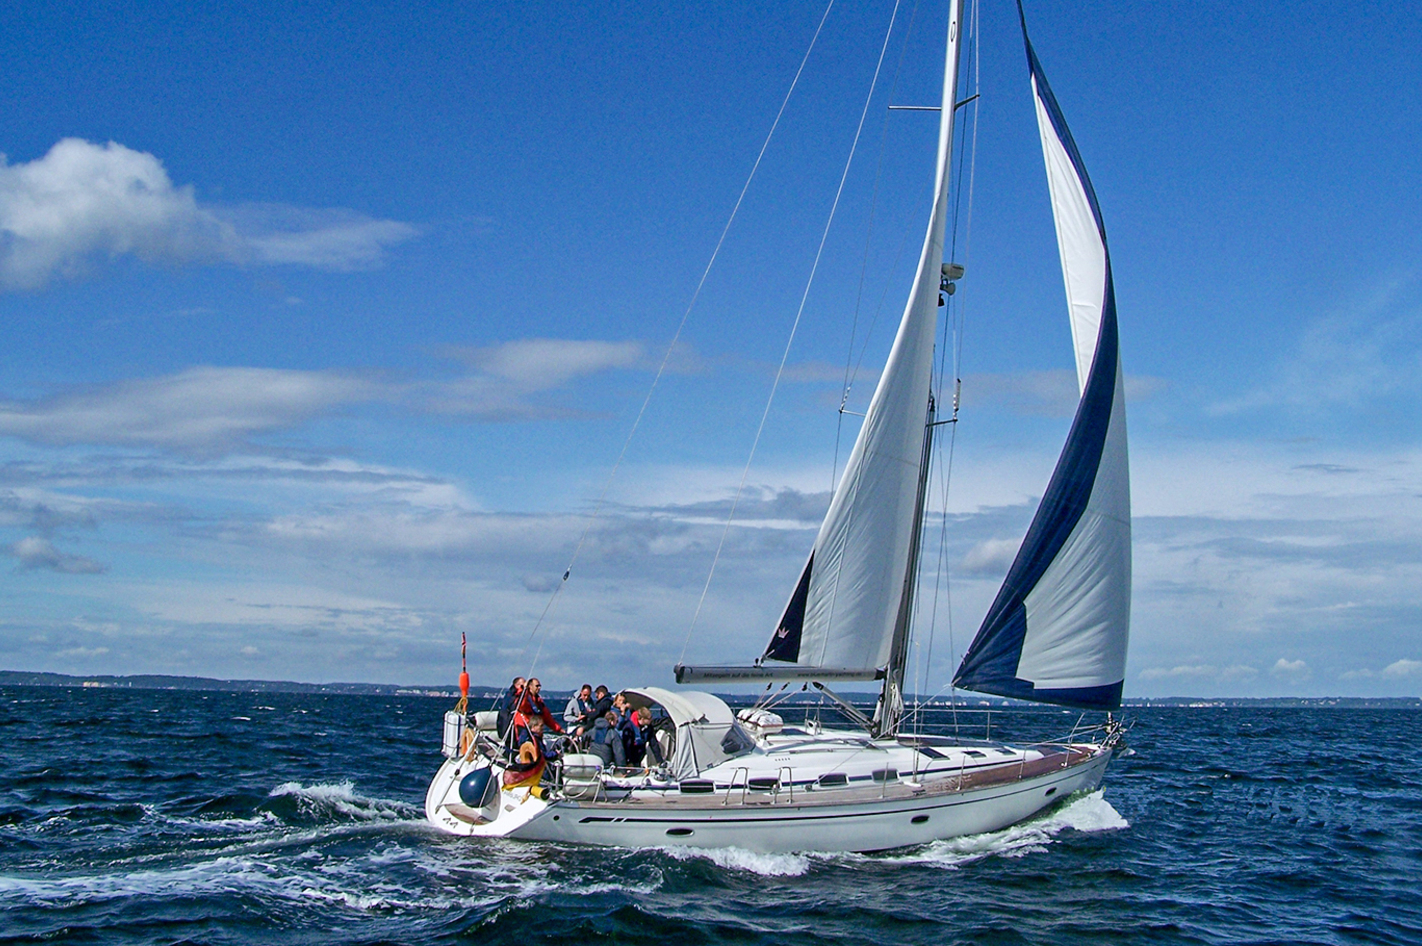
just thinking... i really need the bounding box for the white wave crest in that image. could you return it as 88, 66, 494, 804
879, 790, 1128, 869
162, 810, 280, 833
660, 845, 810, 877
268, 781, 420, 821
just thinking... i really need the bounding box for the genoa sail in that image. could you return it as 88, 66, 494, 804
677, 2, 967, 687
952, 10, 1131, 710
766, 4, 964, 680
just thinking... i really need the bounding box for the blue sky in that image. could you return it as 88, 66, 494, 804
1, 0, 1419, 698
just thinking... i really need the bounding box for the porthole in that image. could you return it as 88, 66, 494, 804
666, 827, 694, 837
911, 814, 929, 824
1045, 787, 1057, 797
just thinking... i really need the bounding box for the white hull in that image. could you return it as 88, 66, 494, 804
425, 733, 1116, 854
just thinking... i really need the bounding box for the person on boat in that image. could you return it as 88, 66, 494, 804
501, 714, 548, 795
496, 676, 525, 741
563, 684, 593, 735
637, 706, 668, 767
573, 685, 613, 741
598, 708, 627, 767
512, 677, 563, 735
620, 705, 650, 767
586, 694, 629, 767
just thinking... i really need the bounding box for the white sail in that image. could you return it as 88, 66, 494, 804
757, 4, 965, 678
952, 18, 1131, 709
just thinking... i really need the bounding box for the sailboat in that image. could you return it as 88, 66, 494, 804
425, 0, 1131, 853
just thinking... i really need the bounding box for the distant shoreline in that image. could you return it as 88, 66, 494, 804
2, 669, 1419, 709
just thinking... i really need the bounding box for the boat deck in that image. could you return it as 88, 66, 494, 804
563, 743, 1097, 810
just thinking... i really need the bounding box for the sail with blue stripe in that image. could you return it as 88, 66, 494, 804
952, 9, 1131, 710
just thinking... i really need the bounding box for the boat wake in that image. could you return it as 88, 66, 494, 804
646, 791, 1126, 877
265, 780, 421, 824
882, 790, 1128, 869
659, 845, 812, 877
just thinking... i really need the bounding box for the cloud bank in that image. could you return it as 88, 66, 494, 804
0, 366, 378, 452
0, 139, 415, 288
0, 340, 656, 453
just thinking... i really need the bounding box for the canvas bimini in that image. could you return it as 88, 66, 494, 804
425, 0, 1132, 854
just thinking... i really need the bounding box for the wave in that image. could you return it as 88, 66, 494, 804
658, 845, 811, 877
264, 781, 422, 823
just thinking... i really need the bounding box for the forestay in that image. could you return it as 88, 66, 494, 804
952, 8, 1131, 710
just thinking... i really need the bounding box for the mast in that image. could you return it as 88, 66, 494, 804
872, 0, 965, 736
873, 394, 936, 737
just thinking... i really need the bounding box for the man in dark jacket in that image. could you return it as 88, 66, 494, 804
574, 685, 614, 740
496, 676, 525, 740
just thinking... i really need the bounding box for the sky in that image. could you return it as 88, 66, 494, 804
0, 0, 1419, 699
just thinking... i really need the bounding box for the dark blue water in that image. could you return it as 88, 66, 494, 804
2, 686, 1419, 945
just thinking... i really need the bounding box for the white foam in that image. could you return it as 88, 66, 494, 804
0, 846, 505, 916
267, 781, 421, 822
158, 811, 279, 834
876, 790, 1128, 869
660, 845, 810, 877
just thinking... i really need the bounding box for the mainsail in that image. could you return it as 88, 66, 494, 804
952, 8, 1131, 710
676, 0, 966, 688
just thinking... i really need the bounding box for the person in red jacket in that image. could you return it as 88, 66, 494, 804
512, 677, 563, 735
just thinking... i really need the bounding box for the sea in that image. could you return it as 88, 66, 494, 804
1, 686, 1418, 946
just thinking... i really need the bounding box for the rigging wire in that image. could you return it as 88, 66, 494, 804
516, 0, 841, 675
679, 0, 907, 664
833, 0, 922, 489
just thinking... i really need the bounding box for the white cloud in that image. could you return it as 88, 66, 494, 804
1136, 664, 1257, 683
0, 139, 414, 288
0, 366, 378, 451
1220, 664, 1259, 681
1271, 658, 1311, 680
1138, 664, 1217, 681
471, 338, 644, 387
1382, 658, 1422, 679
56, 645, 110, 659
959, 537, 1019, 574
9, 536, 105, 574
0, 339, 672, 452
426, 339, 650, 419
219, 203, 417, 270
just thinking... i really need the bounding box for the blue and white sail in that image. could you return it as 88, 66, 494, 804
952, 14, 1131, 710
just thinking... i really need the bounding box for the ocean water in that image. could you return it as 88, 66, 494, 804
1, 687, 1419, 945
